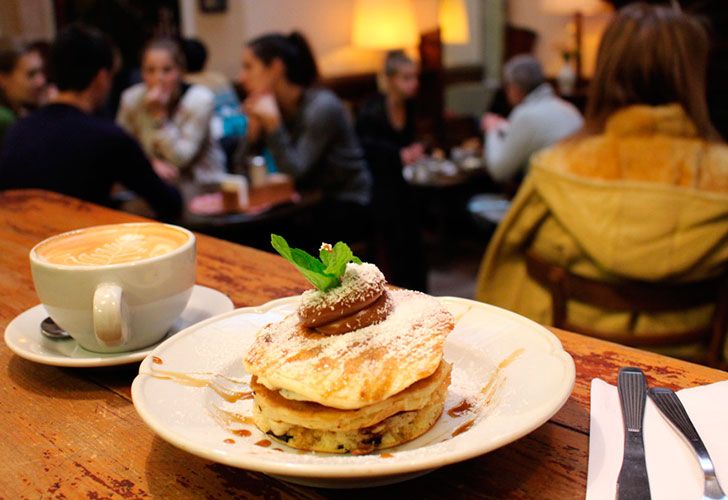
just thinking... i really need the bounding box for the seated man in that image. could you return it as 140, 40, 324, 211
483, 55, 583, 184
0, 25, 181, 220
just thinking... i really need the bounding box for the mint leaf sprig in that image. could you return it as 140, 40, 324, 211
271, 234, 362, 291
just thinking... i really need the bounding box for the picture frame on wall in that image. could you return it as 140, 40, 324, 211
199, 0, 227, 13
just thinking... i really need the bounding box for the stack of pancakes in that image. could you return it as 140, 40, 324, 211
244, 263, 454, 454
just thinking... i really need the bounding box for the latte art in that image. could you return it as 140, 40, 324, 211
60, 234, 177, 266
35, 224, 189, 267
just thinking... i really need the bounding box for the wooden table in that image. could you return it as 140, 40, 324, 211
182, 190, 323, 251
1, 189, 726, 499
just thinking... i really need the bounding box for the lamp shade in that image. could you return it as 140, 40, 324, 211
438, 0, 470, 44
540, 0, 607, 15
352, 0, 419, 49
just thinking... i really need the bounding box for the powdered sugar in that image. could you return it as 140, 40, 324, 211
299, 263, 384, 314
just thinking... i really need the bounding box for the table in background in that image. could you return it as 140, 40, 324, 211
1, 189, 726, 499
404, 162, 497, 256
181, 189, 323, 250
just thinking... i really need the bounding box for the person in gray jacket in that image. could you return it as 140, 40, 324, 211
238, 31, 371, 243
483, 55, 583, 184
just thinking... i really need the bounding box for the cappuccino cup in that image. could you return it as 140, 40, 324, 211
29, 223, 196, 353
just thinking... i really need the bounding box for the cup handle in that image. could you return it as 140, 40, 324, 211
93, 283, 130, 346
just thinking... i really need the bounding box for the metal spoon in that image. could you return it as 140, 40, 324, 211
40, 317, 71, 340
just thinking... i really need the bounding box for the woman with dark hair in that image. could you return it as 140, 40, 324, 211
238, 31, 371, 242
356, 50, 427, 291
476, 3, 728, 357
117, 37, 225, 197
0, 39, 46, 145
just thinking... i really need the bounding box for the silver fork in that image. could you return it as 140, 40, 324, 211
649, 387, 727, 500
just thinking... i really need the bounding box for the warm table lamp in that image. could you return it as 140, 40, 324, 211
541, 0, 607, 83
352, 0, 419, 49
438, 0, 470, 45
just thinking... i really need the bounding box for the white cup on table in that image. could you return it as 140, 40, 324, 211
29, 222, 196, 353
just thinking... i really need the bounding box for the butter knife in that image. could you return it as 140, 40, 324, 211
649, 388, 727, 500
617, 367, 651, 500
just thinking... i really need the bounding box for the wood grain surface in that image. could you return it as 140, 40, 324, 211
0, 189, 726, 499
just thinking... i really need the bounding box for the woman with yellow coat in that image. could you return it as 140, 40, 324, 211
476, 3, 728, 358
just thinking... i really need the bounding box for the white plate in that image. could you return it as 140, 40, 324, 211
131, 295, 575, 488
4, 285, 233, 367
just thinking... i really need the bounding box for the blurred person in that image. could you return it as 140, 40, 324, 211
182, 37, 247, 143
0, 25, 182, 220
238, 31, 371, 243
356, 50, 427, 291
0, 39, 46, 145
482, 55, 582, 184
117, 38, 225, 199
26, 39, 57, 103
476, 4, 728, 357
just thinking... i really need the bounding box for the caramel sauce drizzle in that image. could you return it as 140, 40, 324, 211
447, 400, 473, 418
436, 348, 525, 443
224, 438, 235, 444
152, 356, 163, 365
232, 429, 252, 437
479, 348, 525, 399
255, 440, 272, 448
451, 419, 475, 437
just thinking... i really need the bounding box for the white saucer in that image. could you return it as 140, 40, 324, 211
4, 285, 234, 368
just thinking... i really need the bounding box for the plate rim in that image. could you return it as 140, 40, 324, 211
3, 285, 233, 368
131, 295, 575, 479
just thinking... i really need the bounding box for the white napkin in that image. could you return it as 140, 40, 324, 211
587, 378, 728, 500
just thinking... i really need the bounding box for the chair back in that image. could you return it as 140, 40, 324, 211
524, 251, 728, 366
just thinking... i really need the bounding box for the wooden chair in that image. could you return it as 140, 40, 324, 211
524, 252, 728, 367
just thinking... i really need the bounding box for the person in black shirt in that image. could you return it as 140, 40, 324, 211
0, 25, 181, 220
356, 50, 427, 291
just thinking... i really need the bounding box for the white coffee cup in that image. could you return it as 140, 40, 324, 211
29, 222, 196, 353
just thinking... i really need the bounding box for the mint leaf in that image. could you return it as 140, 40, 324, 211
289, 248, 335, 290
322, 242, 354, 278
271, 234, 336, 290
319, 245, 336, 268
271, 234, 361, 291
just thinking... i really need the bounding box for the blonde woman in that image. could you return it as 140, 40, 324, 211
355, 50, 426, 291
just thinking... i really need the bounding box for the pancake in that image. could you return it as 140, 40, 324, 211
252, 361, 451, 432
244, 289, 454, 410
252, 366, 450, 454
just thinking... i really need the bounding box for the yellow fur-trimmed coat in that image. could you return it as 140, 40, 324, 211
476, 104, 728, 358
